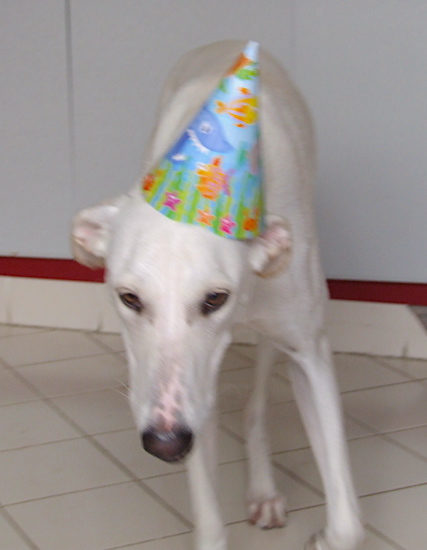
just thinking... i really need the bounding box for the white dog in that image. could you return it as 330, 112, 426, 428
71, 40, 364, 550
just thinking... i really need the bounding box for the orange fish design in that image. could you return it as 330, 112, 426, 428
216, 96, 258, 127
196, 157, 231, 200
243, 207, 260, 232
143, 173, 155, 192
243, 217, 258, 232
227, 53, 251, 76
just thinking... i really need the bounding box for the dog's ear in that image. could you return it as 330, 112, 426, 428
248, 216, 292, 277
71, 199, 122, 269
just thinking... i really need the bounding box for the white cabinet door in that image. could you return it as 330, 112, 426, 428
294, 1, 427, 282
0, 0, 72, 257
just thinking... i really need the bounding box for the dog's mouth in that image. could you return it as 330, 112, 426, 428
141, 427, 194, 463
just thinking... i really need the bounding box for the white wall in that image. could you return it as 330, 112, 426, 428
1, 1, 427, 283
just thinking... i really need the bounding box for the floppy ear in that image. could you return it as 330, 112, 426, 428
248, 216, 292, 277
71, 199, 122, 269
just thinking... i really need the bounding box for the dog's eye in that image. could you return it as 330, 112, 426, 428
201, 291, 229, 315
119, 292, 143, 313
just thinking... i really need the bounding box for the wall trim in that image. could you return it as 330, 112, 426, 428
0, 257, 104, 282
1, 256, 427, 305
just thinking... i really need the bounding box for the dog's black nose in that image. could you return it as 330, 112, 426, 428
141, 426, 193, 463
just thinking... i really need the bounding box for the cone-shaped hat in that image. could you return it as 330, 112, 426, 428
142, 41, 264, 239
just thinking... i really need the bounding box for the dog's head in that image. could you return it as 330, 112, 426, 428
72, 192, 291, 462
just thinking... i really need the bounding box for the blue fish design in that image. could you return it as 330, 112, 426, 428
167, 108, 232, 164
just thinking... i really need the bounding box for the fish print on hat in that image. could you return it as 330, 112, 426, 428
142, 41, 264, 240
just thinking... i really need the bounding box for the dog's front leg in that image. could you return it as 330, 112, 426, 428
187, 412, 226, 550
287, 334, 364, 550
246, 336, 287, 529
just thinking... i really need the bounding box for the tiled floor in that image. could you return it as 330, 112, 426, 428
0, 325, 427, 549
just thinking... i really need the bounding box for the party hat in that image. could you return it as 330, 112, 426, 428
142, 41, 264, 239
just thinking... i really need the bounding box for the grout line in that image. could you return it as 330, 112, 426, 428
0, 366, 128, 411
339, 377, 427, 396
375, 356, 427, 382
5, 349, 120, 370
218, 423, 246, 446
359, 481, 427, 501
0, 506, 41, 550
104, 531, 191, 550
0, 434, 85, 455
381, 431, 427, 466
0, 327, 53, 341
3, 480, 136, 509
84, 330, 125, 354
365, 524, 406, 550
272, 459, 325, 500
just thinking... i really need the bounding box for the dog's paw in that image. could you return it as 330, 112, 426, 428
248, 495, 287, 529
304, 527, 365, 550
194, 527, 227, 550
305, 532, 328, 550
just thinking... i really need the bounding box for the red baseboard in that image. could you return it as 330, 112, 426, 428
0, 257, 105, 283
1, 256, 426, 305
327, 279, 427, 306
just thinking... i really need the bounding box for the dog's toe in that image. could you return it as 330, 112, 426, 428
248, 495, 287, 529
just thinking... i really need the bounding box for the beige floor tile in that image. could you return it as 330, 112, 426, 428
0, 438, 129, 505
344, 415, 378, 439
17, 353, 127, 397
221, 402, 372, 454
0, 400, 81, 451
6, 482, 188, 550
144, 459, 322, 526
0, 369, 40, 406
334, 353, 411, 392
51, 389, 135, 434
342, 381, 427, 432
218, 368, 293, 413
0, 514, 34, 549
221, 346, 255, 370
217, 427, 246, 462
221, 401, 308, 452
377, 356, 427, 380
275, 434, 427, 498
0, 330, 106, 367
232, 344, 289, 371
89, 332, 126, 352
386, 425, 427, 460
362, 485, 427, 550
228, 343, 257, 360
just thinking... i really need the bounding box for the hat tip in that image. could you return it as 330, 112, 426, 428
243, 40, 259, 61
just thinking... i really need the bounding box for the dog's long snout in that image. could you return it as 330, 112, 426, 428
141, 426, 193, 463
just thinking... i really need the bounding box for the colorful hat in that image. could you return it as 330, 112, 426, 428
142, 41, 264, 239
